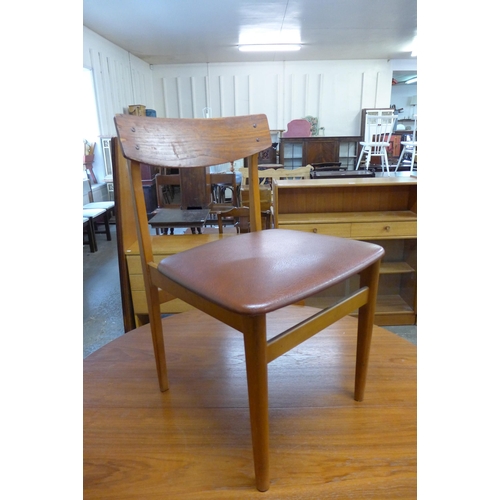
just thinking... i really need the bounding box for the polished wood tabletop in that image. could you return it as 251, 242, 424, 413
84, 306, 416, 499
148, 207, 211, 229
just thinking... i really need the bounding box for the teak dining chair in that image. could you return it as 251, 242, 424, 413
114, 113, 384, 492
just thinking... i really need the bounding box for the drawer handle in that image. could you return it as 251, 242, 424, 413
312, 228, 318, 233
384, 225, 391, 232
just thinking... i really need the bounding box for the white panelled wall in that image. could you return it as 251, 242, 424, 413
84, 27, 395, 138
151, 60, 393, 136
83, 26, 155, 137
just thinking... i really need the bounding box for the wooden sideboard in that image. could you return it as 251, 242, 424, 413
272, 176, 417, 325
280, 136, 360, 169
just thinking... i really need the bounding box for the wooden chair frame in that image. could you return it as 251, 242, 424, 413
216, 206, 251, 233
114, 113, 383, 492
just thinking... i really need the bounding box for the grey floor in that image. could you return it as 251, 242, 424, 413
83, 224, 417, 358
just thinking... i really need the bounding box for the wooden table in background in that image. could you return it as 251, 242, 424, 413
148, 207, 210, 234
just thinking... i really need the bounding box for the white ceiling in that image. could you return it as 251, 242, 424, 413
83, 0, 417, 71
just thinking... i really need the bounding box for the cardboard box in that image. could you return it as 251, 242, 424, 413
128, 105, 146, 116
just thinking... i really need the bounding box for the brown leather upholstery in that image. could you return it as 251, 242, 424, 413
159, 229, 383, 315
114, 113, 384, 492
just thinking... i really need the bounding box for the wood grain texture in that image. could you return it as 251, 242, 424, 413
84, 306, 416, 499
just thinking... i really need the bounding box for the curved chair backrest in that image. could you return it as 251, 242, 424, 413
280, 165, 313, 179
115, 114, 270, 169
115, 114, 272, 235
282, 119, 312, 138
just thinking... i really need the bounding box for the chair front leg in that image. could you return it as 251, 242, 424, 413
242, 315, 270, 492
355, 149, 365, 170
365, 148, 372, 169
354, 259, 381, 401
383, 148, 390, 174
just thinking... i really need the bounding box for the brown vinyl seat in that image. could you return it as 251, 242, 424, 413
114, 113, 384, 492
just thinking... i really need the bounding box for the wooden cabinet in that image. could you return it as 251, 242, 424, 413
272, 176, 417, 325
281, 136, 360, 169
125, 234, 233, 324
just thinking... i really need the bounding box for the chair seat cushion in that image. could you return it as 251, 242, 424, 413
157, 229, 384, 315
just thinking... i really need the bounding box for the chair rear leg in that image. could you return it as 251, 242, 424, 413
354, 260, 381, 401
243, 316, 270, 492
146, 284, 169, 392
395, 145, 406, 171
355, 149, 365, 170
104, 211, 112, 240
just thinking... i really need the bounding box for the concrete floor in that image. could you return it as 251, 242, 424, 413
83, 224, 125, 358
83, 224, 417, 358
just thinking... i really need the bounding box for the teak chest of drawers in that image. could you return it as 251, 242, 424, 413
273, 176, 417, 325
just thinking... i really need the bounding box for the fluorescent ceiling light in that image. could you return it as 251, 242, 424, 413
239, 44, 301, 52
405, 77, 417, 84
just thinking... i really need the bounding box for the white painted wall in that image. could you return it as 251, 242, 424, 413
151, 59, 393, 136
83, 26, 155, 137
83, 26, 397, 138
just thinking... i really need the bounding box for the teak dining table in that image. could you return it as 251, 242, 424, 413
84, 305, 416, 499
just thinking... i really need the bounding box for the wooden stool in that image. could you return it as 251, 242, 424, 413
83, 207, 111, 241
83, 201, 115, 219
83, 216, 97, 252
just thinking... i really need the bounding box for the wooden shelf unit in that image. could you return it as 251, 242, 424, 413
272, 176, 417, 325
